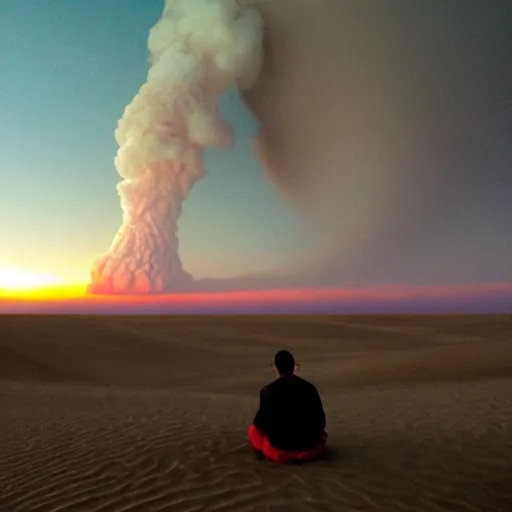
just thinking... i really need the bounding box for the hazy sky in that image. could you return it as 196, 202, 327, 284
1, 0, 511, 290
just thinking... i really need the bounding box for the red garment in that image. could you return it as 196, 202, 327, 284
248, 424, 327, 464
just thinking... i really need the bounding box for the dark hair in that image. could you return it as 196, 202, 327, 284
274, 350, 295, 375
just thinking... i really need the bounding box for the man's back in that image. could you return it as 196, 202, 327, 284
254, 375, 326, 452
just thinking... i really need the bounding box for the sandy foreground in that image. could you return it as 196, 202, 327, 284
0, 315, 511, 512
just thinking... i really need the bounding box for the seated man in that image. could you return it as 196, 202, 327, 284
248, 350, 327, 463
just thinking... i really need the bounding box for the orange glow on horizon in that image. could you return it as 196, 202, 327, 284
1, 278, 511, 309
0, 284, 87, 301
0, 261, 510, 311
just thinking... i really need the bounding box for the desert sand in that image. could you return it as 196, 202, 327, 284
0, 314, 511, 511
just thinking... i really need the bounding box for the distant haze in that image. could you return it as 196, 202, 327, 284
244, 0, 512, 284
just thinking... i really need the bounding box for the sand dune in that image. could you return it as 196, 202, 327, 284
0, 315, 511, 511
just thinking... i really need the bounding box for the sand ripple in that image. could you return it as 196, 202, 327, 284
0, 381, 511, 512
1, 315, 511, 511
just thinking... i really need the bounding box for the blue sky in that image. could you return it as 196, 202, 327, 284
0, 0, 299, 283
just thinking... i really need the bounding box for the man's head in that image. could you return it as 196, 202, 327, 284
273, 349, 296, 376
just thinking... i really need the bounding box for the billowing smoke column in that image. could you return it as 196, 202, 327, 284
88, 0, 263, 295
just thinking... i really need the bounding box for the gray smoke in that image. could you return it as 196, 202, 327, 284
242, 0, 511, 281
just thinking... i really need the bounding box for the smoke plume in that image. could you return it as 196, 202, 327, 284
242, 0, 512, 282
88, 0, 263, 295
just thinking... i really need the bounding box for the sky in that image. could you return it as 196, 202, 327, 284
1, 0, 511, 311
0, 0, 300, 286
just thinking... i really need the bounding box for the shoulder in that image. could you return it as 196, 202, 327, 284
260, 381, 275, 396
293, 375, 313, 387
296, 376, 319, 394
260, 377, 288, 397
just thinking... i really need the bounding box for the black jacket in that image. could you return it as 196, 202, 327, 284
253, 375, 326, 452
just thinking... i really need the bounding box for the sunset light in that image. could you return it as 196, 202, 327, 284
0, 265, 65, 293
